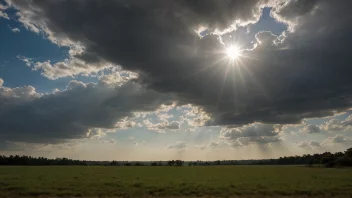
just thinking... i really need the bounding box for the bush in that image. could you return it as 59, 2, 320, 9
334, 157, 352, 167
321, 157, 334, 165
324, 161, 335, 168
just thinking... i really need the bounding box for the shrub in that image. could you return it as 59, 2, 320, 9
334, 157, 352, 167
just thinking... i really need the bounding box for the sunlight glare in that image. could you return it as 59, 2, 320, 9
226, 46, 240, 60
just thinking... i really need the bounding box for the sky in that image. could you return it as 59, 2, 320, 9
0, 0, 352, 161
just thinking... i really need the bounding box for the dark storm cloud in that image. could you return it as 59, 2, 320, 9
4, 0, 352, 129
0, 78, 172, 144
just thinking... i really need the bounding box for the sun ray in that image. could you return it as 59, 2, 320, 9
226, 46, 241, 60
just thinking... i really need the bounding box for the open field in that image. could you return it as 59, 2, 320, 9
0, 166, 351, 198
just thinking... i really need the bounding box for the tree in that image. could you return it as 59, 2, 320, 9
168, 160, 175, 166
175, 160, 184, 166
345, 148, 352, 157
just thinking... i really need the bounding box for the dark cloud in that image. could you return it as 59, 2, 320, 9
4, 0, 352, 132
0, 78, 171, 144
220, 123, 282, 145
220, 123, 280, 139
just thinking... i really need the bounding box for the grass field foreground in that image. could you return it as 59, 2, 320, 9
0, 166, 351, 197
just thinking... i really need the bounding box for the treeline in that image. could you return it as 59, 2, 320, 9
109, 160, 184, 166
1, 148, 351, 167
251, 147, 352, 167
188, 148, 352, 167
0, 156, 86, 166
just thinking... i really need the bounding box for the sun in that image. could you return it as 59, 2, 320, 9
226, 46, 241, 60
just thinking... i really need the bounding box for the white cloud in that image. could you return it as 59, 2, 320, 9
128, 136, 135, 140
86, 128, 107, 139
0, 82, 41, 102
158, 113, 173, 121
133, 141, 146, 147
295, 140, 321, 149
11, 28, 20, 33
186, 106, 211, 127
195, 144, 207, 150
16, 56, 33, 67
143, 119, 180, 132
115, 119, 136, 129
195, 140, 238, 150
101, 139, 116, 144
33, 59, 111, 80
167, 141, 187, 149
185, 128, 196, 132
321, 134, 352, 145
320, 115, 352, 132
255, 31, 284, 49
0, 4, 9, 20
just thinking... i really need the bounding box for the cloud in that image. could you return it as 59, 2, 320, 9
0, 78, 172, 145
195, 140, 232, 150
167, 141, 187, 149
143, 119, 180, 132
5, 0, 352, 130
0, 78, 3, 86
32, 59, 111, 80
320, 115, 352, 132
237, 136, 281, 145
220, 123, 283, 146
322, 134, 352, 145
309, 141, 321, 147
0, 3, 9, 20
101, 139, 116, 144
185, 128, 196, 133
255, 31, 283, 49
301, 124, 321, 134
86, 128, 107, 139
158, 113, 173, 121
11, 28, 20, 33
195, 144, 207, 150
220, 123, 281, 139
295, 140, 321, 149
133, 141, 146, 147
17, 56, 33, 66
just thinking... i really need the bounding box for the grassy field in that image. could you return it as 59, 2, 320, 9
0, 166, 351, 197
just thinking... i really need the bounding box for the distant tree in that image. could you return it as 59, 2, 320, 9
175, 160, 184, 166
324, 161, 335, 168
168, 160, 175, 166
321, 157, 334, 165
345, 148, 352, 158
110, 161, 118, 166
334, 156, 352, 167
334, 152, 345, 157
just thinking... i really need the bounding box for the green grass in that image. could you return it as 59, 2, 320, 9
0, 166, 351, 197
